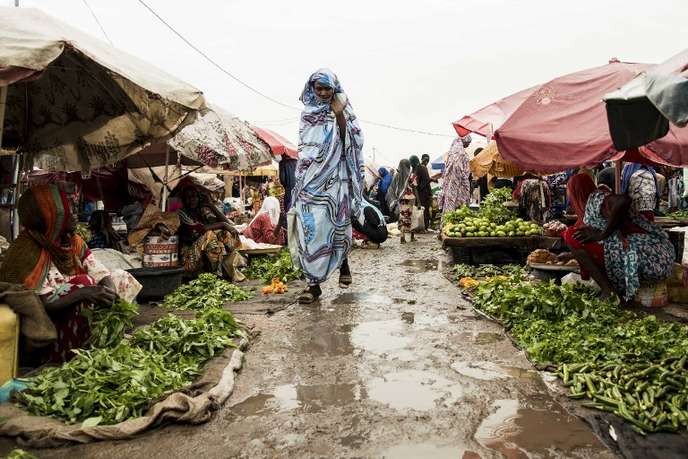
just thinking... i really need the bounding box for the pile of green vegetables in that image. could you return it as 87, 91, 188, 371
243, 249, 301, 283
83, 299, 139, 348
16, 308, 241, 426
163, 273, 253, 310
471, 276, 688, 435
666, 210, 688, 220
443, 189, 517, 235
451, 263, 523, 280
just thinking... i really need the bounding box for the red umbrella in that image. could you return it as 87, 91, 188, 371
453, 85, 536, 137
251, 126, 298, 159
489, 60, 688, 172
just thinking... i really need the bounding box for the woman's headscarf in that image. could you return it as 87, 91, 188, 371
567, 173, 599, 220
621, 163, 660, 200
386, 159, 412, 216
251, 196, 281, 227
378, 168, 393, 195
0, 185, 87, 289
409, 155, 421, 171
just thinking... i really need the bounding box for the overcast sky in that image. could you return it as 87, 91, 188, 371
14, 0, 688, 165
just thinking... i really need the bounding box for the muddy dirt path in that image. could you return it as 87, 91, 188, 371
16, 235, 616, 458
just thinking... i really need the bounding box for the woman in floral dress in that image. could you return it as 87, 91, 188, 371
562, 174, 674, 301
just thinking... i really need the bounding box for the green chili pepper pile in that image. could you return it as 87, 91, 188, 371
243, 249, 302, 283
83, 299, 139, 348
16, 308, 241, 426
472, 276, 688, 435
163, 273, 253, 310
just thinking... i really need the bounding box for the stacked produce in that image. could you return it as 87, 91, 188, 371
163, 273, 252, 310
471, 275, 688, 435
16, 308, 242, 426
244, 249, 301, 283
443, 189, 541, 238
444, 216, 541, 238
666, 210, 688, 220
542, 220, 567, 236
262, 277, 288, 295
452, 264, 524, 290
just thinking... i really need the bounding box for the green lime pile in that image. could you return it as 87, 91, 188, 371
444, 216, 541, 238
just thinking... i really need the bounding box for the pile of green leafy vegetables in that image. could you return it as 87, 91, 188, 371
471, 276, 688, 435
163, 273, 253, 310
451, 263, 523, 280
16, 308, 242, 426
83, 299, 139, 348
243, 249, 301, 283
442, 188, 515, 227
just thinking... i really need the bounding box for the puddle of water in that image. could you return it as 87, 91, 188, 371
351, 320, 414, 355
332, 292, 391, 305
453, 361, 540, 383
475, 399, 604, 458
300, 322, 354, 356
474, 332, 505, 345
380, 442, 464, 458
400, 258, 440, 272
367, 370, 465, 411
230, 393, 274, 416
452, 361, 511, 381
234, 382, 361, 416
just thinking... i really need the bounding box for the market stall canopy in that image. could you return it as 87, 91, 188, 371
221, 160, 279, 177
251, 126, 298, 159
494, 60, 688, 172
166, 106, 273, 170
605, 49, 688, 150
453, 86, 537, 137
469, 141, 522, 179
0, 7, 205, 172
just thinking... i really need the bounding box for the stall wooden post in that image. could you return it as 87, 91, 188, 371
161, 144, 170, 211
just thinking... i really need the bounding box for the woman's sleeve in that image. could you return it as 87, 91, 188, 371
83, 253, 110, 284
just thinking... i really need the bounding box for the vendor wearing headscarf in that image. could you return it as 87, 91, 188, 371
439, 136, 471, 217
411, 155, 432, 230
560, 174, 673, 301
177, 184, 243, 281
291, 69, 364, 303
0, 185, 118, 363
243, 197, 286, 245
621, 163, 659, 220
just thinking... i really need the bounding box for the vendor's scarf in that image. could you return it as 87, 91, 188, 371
439, 137, 471, 213
291, 69, 365, 284
567, 173, 599, 220
0, 185, 87, 289
378, 168, 393, 195
409, 155, 421, 171
251, 196, 281, 227
386, 159, 412, 217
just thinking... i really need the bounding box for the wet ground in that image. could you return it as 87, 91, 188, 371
4, 234, 616, 458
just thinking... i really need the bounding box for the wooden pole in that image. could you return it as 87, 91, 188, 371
161, 144, 170, 211
615, 159, 623, 194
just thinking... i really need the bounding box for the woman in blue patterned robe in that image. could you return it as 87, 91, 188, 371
290, 69, 364, 303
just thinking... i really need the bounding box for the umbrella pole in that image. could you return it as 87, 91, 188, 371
615, 159, 623, 194
161, 145, 170, 211
0, 85, 19, 240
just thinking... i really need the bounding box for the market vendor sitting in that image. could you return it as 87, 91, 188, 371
88, 210, 123, 251
178, 184, 244, 281
243, 196, 286, 245
559, 174, 673, 302
0, 185, 135, 363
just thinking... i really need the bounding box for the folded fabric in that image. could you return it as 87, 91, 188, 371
128, 205, 181, 247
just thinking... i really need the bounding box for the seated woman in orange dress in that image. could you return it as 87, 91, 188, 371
243, 197, 286, 245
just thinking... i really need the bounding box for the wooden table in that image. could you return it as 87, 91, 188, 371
442, 235, 563, 265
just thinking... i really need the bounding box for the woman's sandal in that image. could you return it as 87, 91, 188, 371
339, 273, 352, 289
298, 286, 322, 304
